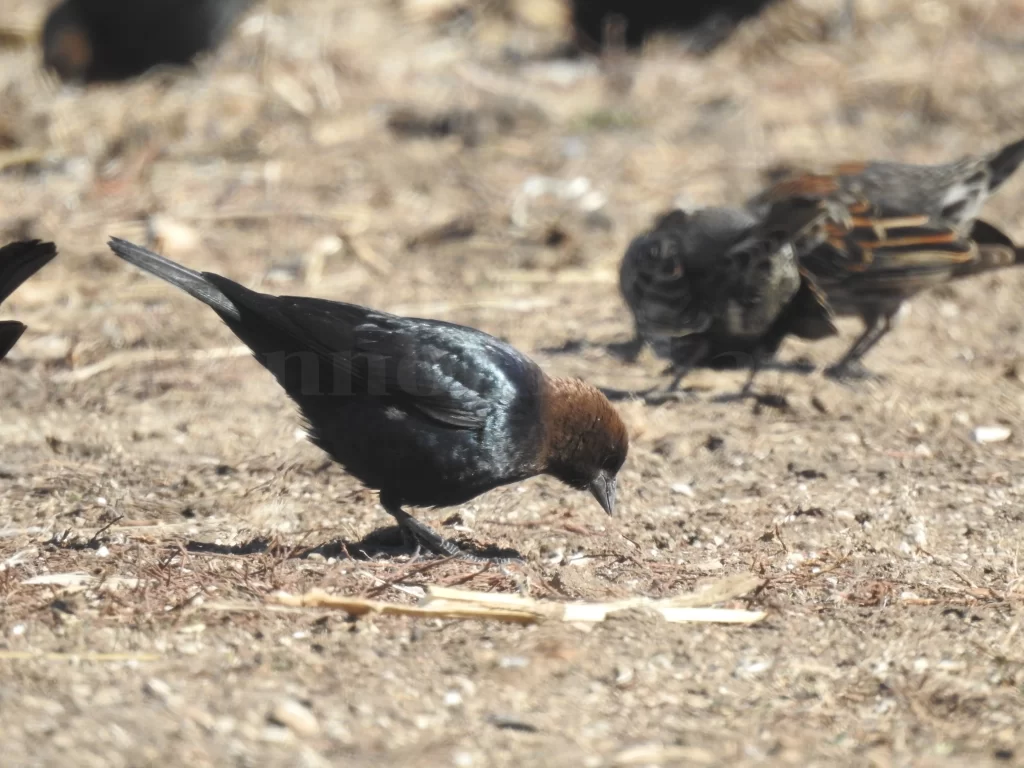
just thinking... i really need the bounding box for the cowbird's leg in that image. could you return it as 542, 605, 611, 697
640, 364, 696, 405
385, 504, 520, 564
641, 336, 709, 404
738, 349, 764, 398
827, 312, 891, 381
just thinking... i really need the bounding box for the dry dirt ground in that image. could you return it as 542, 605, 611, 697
1, 0, 1024, 765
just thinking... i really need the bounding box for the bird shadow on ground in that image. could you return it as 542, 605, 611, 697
598, 384, 794, 412
182, 527, 524, 562
539, 337, 819, 374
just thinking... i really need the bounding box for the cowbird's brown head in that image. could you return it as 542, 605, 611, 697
540, 377, 629, 516
42, 3, 93, 83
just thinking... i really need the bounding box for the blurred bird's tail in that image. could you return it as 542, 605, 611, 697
986, 136, 1024, 192
107, 237, 241, 321
0, 240, 57, 306
0, 321, 27, 360
952, 219, 1024, 279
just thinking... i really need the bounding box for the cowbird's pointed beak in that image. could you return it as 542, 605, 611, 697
589, 471, 616, 516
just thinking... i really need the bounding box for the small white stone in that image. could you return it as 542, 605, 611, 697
271, 699, 320, 736
972, 426, 1011, 444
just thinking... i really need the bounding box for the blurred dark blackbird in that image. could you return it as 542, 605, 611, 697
0, 241, 58, 361
107, 238, 629, 562
749, 135, 1024, 379
617, 200, 837, 400
571, 0, 780, 54
42, 0, 253, 84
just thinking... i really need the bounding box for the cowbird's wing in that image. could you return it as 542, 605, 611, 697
809, 199, 977, 297
753, 174, 977, 296
352, 317, 537, 428
202, 275, 534, 430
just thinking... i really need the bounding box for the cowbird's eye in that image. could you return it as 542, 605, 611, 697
603, 454, 624, 474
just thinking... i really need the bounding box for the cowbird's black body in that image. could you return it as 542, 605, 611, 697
619, 201, 836, 395
203, 277, 549, 510
107, 238, 628, 560
749, 135, 1024, 378
0, 241, 58, 361
42, 0, 252, 83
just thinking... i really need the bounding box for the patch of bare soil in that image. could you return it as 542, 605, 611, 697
1, 0, 1023, 765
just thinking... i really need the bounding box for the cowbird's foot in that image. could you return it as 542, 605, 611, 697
394, 510, 524, 565
641, 387, 697, 405
825, 362, 886, 383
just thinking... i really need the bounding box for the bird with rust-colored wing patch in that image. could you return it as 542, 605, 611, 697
748, 135, 1024, 379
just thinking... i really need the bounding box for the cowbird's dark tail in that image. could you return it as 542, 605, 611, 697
0, 240, 57, 306
107, 237, 241, 321
986, 136, 1024, 192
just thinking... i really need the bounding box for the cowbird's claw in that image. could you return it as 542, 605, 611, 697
391, 507, 523, 565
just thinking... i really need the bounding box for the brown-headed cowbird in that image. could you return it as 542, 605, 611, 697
618, 199, 836, 399
107, 237, 628, 561
748, 135, 1024, 379
0, 241, 58, 361
42, 0, 252, 84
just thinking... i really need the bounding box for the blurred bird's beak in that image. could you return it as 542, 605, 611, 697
589, 472, 616, 516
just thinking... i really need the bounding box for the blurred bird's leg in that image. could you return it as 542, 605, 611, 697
738, 350, 765, 398
641, 335, 710, 403
640, 363, 696, 405
826, 312, 891, 381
